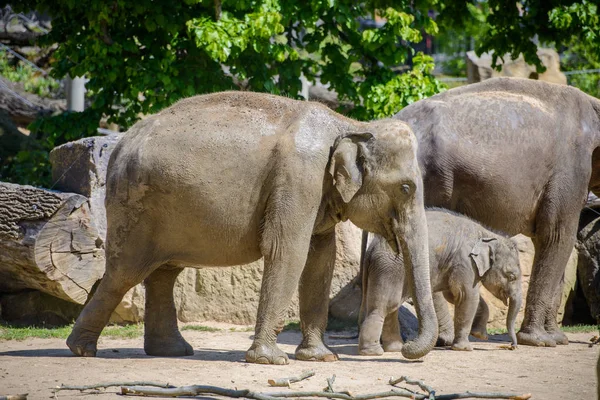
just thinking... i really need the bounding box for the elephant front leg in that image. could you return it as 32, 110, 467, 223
296, 231, 338, 362
143, 266, 193, 357
246, 217, 313, 365
451, 289, 479, 351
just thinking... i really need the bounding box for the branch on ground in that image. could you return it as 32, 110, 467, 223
268, 370, 315, 387
55, 377, 532, 400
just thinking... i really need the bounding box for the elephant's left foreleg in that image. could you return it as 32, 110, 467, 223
296, 231, 338, 362
143, 266, 193, 356
246, 202, 315, 365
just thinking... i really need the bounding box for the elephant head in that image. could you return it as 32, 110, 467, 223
328, 119, 438, 359
471, 237, 522, 348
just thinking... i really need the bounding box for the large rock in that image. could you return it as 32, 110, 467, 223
466, 48, 567, 85
576, 214, 600, 323
49, 134, 122, 241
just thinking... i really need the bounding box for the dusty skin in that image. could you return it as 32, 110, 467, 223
0, 324, 596, 400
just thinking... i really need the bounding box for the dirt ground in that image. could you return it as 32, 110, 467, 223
0, 324, 597, 400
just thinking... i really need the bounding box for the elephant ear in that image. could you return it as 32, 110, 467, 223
470, 237, 497, 278
328, 132, 373, 203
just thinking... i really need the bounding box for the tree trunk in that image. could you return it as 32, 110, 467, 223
0, 182, 104, 304
0, 76, 65, 126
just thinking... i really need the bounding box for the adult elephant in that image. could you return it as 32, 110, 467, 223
394, 77, 600, 347
67, 91, 438, 364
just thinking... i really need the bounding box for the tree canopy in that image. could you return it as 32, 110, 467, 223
4, 0, 600, 186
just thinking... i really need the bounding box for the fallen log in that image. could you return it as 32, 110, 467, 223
0, 182, 105, 304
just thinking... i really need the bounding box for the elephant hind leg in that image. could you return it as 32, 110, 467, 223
67, 251, 159, 357
470, 295, 489, 340
144, 266, 193, 357
518, 189, 581, 347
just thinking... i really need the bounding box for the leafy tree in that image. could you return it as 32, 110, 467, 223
5, 0, 600, 187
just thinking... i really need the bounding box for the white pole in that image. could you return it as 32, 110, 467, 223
66, 75, 86, 112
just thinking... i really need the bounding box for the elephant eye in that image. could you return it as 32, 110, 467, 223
507, 273, 517, 281
400, 182, 414, 195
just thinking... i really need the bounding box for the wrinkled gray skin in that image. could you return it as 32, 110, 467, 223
66, 91, 438, 364
359, 209, 522, 355
394, 77, 600, 347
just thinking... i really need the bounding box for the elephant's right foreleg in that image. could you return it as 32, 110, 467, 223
143, 266, 193, 356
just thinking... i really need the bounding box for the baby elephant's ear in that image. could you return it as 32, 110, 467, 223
328, 132, 373, 203
470, 238, 497, 278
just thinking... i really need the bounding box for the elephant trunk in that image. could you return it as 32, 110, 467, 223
397, 201, 438, 360
506, 289, 522, 348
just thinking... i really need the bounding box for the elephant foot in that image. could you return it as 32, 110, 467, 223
66, 326, 100, 357
295, 342, 338, 362
436, 332, 453, 347
470, 329, 488, 340
382, 340, 403, 353
546, 329, 568, 345
517, 328, 557, 347
144, 333, 194, 357
358, 343, 384, 356
451, 340, 473, 351
246, 343, 289, 365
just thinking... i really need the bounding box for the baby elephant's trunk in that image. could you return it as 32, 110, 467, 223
506, 290, 522, 348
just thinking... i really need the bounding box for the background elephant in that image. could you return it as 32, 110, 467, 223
394, 77, 600, 347
359, 209, 521, 355
66, 91, 438, 364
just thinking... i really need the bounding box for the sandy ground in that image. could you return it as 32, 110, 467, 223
0, 325, 597, 400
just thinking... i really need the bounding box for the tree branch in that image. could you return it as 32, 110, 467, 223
268, 370, 315, 387
54, 382, 175, 392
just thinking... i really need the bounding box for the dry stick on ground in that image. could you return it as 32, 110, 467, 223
54, 382, 175, 392
268, 370, 316, 387
120, 386, 421, 399
55, 379, 531, 400
118, 385, 531, 400
390, 376, 435, 399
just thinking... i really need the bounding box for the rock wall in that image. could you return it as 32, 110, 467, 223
466, 48, 567, 85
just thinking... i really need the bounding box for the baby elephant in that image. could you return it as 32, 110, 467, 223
359, 209, 522, 354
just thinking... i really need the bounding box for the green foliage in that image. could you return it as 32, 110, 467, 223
0, 52, 59, 98
0, 323, 143, 340
180, 324, 222, 332
1, 109, 102, 187
363, 53, 446, 119
11, 0, 443, 131
561, 39, 600, 98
